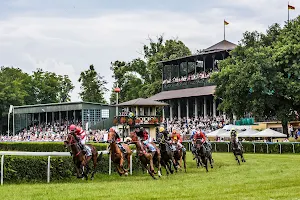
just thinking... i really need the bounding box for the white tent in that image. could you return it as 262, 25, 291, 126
253, 129, 287, 138
207, 129, 227, 137
239, 129, 259, 137
223, 124, 252, 131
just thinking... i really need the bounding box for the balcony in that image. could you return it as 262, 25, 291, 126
162, 77, 215, 91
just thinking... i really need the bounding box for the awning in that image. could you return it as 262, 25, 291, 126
116, 98, 168, 107
148, 85, 216, 101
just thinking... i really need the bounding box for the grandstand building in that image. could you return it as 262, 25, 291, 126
148, 40, 237, 119
12, 102, 115, 135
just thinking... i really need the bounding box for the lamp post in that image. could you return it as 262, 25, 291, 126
114, 85, 121, 117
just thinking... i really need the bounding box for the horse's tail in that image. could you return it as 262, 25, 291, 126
97, 152, 103, 162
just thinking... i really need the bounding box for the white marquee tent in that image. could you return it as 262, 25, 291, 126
253, 129, 286, 138
239, 129, 259, 137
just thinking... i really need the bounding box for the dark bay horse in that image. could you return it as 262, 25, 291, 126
195, 139, 214, 172
107, 130, 132, 176
156, 132, 177, 175
230, 137, 246, 165
129, 132, 162, 179
64, 134, 102, 180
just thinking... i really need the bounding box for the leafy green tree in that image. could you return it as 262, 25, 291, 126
31, 68, 74, 104
0, 67, 31, 133
110, 35, 191, 103
211, 19, 300, 136
78, 65, 108, 104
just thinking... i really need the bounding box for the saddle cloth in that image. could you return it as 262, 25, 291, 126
143, 141, 156, 152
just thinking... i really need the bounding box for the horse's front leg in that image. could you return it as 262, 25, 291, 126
234, 153, 240, 165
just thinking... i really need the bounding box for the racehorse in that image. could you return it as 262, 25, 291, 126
64, 133, 102, 180
230, 136, 246, 165
171, 138, 187, 172
194, 139, 214, 172
156, 132, 177, 175
107, 130, 132, 176
129, 132, 162, 179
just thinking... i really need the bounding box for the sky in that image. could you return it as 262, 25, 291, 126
0, 0, 299, 102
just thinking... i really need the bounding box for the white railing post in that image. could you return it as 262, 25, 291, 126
278, 143, 282, 154
1, 155, 4, 186
266, 143, 269, 154
214, 143, 217, 152
227, 142, 230, 152
253, 143, 255, 153
47, 156, 51, 183
130, 154, 133, 175
292, 143, 295, 153
109, 153, 111, 175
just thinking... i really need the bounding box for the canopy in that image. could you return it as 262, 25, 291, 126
223, 124, 251, 131
253, 129, 287, 138
239, 129, 259, 137
206, 129, 227, 137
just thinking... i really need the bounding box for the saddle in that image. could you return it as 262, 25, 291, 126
143, 141, 156, 152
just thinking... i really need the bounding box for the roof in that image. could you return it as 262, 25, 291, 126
116, 98, 169, 107
254, 129, 287, 138
239, 129, 259, 137
204, 40, 237, 52
14, 101, 109, 109
148, 86, 216, 101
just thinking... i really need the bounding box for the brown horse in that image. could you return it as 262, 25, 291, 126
129, 132, 162, 179
64, 133, 102, 180
171, 139, 187, 172
107, 131, 132, 176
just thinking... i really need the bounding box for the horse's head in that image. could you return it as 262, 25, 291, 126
130, 132, 138, 142
107, 130, 116, 143
195, 139, 202, 149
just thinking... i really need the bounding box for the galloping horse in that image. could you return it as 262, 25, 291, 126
64, 133, 101, 180
156, 132, 177, 175
107, 130, 132, 176
230, 136, 246, 165
129, 132, 162, 179
194, 139, 214, 172
171, 139, 187, 172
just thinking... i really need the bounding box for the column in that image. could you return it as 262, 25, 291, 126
135, 106, 138, 117
203, 56, 206, 72
45, 112, 48, 125
194, 97, 198, 117
170, 100, 173, 120
73, 110, 75, 122
186, 99, 189, 118
162, 107, 165, 121
59, 111, 61, 125
38, 113, 41, 127
213, 99, 217, 118
203, 96, 207, 118
178, 99, 181, 119
52, 112, 54, 125
212, 55, 215, 71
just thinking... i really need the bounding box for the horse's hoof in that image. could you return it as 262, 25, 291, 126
91, 177, 94, 181
82, 177, 85, 180
211, 165, 214, 169
124, 172, 128, 176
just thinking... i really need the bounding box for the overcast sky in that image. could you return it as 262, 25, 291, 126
0, 0, 299, 102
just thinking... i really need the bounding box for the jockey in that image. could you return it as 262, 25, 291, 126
74, 126, 92, 156
109, 127, 127, 154
230, 128, 239, 142
159, 126, 169, 141
170, 130, 185, 151
193, 130, 209, 152
134, 124, 149, 141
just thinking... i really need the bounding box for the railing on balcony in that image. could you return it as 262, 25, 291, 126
114, 116, 162, 126
162, 78, 214, 91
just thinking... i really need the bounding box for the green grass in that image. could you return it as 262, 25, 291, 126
1, 153, 300, 200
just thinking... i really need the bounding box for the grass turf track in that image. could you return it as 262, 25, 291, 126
1, 153, 300, 200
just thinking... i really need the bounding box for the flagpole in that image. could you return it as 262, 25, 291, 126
224, 19, 225, 40
288, 1, 290, 24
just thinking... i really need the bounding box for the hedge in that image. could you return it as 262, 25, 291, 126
2, 154, 143, 183
182, 141, 300, 154
0, 142, 110, 152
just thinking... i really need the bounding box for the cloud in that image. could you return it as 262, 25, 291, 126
0, 0, 299, 102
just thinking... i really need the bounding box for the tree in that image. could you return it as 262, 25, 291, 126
78, 65, 108, 104
31, 68, 74, 104
110, 35, 191, 103
0, 67, 31, 133
211, 19, 300, 136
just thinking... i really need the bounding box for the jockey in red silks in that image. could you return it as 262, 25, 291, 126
193, 130, 206, 144
70, 125, 91, 156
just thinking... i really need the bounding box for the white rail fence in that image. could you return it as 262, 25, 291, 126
0, 151, 134, 186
